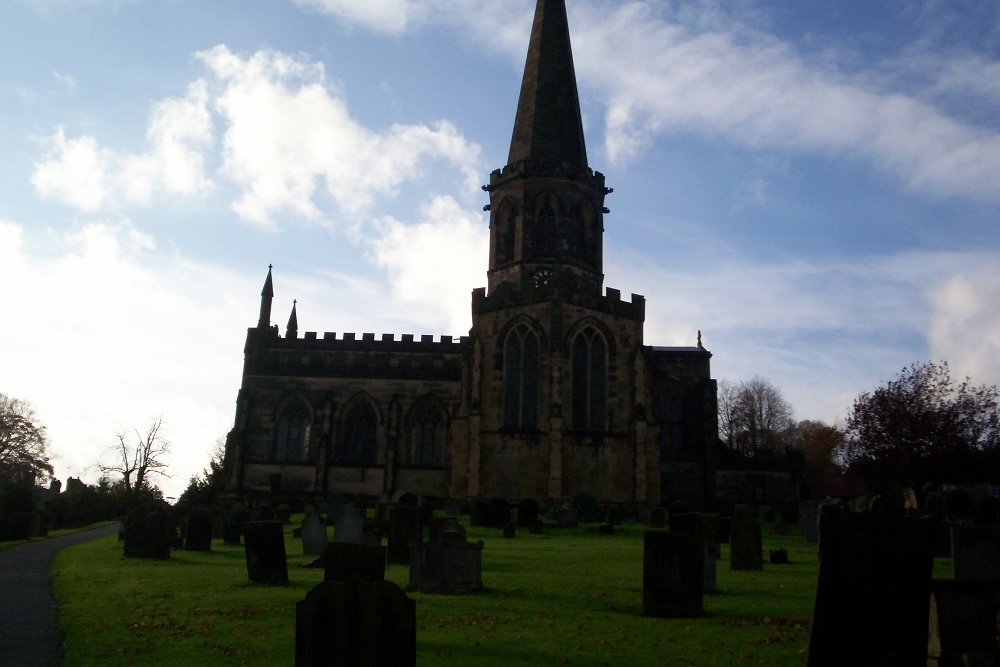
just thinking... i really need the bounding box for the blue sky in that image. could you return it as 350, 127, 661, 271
2, 0, 999, 499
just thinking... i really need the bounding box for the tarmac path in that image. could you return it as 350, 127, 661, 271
0, 523, 120, 667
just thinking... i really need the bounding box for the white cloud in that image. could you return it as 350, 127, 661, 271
198, 45, 483, 228
370, 195, 487, 334
31, 80, 213, 210
927, 264, 1000, 388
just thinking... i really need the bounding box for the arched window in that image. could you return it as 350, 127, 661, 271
503, 324, 539, 429
571, 327, 607, 430
534, 205, 556, 258
335, 400, 378, 466
408, 399, 448, 467
495, 199, 516, 265
274, 397, 312, 462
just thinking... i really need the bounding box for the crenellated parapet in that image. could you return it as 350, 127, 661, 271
472, 283, 644, 321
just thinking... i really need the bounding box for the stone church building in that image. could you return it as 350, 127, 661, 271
223, 0, 719, 509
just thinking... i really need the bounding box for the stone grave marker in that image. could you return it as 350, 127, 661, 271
387, 505, 422, 565
184, 507, 213, 551
123, 502, 171, 559
729, 509, 763, 571
323, 542, 387, 584
444, 499, 461, 517
408, 539, 485, 594
428, 517, 466, 541
555, 508, 579, 528
211, 510, 225, 539
301, 512, 328, 557
927, 579, 1000, 666
670, 512, 721, 594
950, 524, 1000, 583
642, 530, 704, 618
649, 506, 666, 528
223, 509, 249, 546
243, 520, 288, 585
800, 501, 819, 543
769, 548, 789, 564
296, 578, 416, 667
503, 523, 516, 538
333, 503, 364, 544
805, 504, 936, 666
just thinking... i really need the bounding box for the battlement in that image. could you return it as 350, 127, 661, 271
277, 330, 467, 350
472, 283, 645, 320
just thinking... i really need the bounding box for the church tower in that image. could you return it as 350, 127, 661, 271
467, 0, 651, 503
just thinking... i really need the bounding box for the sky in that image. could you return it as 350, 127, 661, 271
2, 0, 999, 500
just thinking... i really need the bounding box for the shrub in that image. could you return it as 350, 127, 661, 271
0, 478, 37, 541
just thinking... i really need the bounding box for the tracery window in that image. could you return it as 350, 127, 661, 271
274, 397, 312, 462
335, 400, 378, 466
503, 324, 540, 429
571, 327, 607, 430
534, 205, 556, 258
408, 399, 447, 467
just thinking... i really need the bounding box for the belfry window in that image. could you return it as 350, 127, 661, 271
571, 327, 607, 430
336, 400, 378, 466
274, 398, 312, 462
503, 324, 540, 429
408, 400, 447, 467
535, 205, 556, 257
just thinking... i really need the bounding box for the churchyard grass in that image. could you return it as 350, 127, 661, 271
53, 516, 827, 666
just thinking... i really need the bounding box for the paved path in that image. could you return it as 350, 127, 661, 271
0, 523, 120, 667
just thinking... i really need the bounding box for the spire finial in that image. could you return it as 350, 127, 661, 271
286, 300, 299, 339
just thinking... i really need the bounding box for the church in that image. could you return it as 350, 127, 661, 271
222, 0, 719, 510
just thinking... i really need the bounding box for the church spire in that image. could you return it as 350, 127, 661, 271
257, 264, 274, 329
286, 300, 298, 339
507, 0, 588, 169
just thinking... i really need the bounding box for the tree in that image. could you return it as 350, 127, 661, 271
840, 361, 1000, 489
0, 393, 53, 483
175, 438, 225, 512
100, 415, 171, 507
789, 420, 849, 497
718, 376, 795, 455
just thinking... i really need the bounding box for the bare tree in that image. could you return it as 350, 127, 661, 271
101, 415, 171, 505
718, 376, 795, 454
0, 393, 53, 483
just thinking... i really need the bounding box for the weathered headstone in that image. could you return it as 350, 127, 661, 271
301, 512, 328, 556
555, 508, 578, 528
387, 506, 422, 565
243, 521, 288, 585
642, 530, 704, 618
800, 501, 819, 543
729, 510, 763, 571
276, 503, 292, 524
427, 517, 466, 541
408, 539, 485, 594
769, 548, 789, 565
805, 504, 936, 666
211, 510, 225, 539
670, 512, 721, 594
333, 503, 364, 544
296, 578, 416, 667
503, 523, 516, 539
123, 502, 171, 559
649, 506, 666, 528
927, 579, 1000, 666
223, 510, 249, 546
950, 524, 1000, 583
184, 507, 213, 551
323, 542, 386, 584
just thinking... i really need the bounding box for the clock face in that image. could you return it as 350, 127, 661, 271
532, 269, 552, 287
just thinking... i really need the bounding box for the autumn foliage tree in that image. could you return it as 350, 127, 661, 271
840, 361, 1000, 490
0, 393, 53, 483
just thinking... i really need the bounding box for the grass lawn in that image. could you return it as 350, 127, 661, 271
52, 516, 825, 666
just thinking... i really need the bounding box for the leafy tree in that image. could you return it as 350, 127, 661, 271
840, 361, 1000, 490
99, 415, 171, 508
788, 420, 849, 497
175, 439, 225, 512
718, 376, 794, 454
0, 393, 53, 483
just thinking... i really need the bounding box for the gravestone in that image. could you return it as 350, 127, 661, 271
729, 510, 763, 571
211, 510, 225, 539
642, 530, 704, 618
296, 578, 416, 667
123, 503, 171, 559
427, 517, 466, 541
950, 524, 1000, 583
503, 523, 516, 539
223, 510, 249, 546
301, 512, 328, 556
806, 504, 936, 666
276, 504, 292, 524
649, 506, 666, 528
769, 548, 789, 565
333, 504, 364, 544
927, 579, 1000, 666
800, 501, 819, 543
184, 507, 213, 551
444, 499, 461, 517
408, 539, 485, 594
323, 542, 386, 584
670, 512, 721, 594
387, 506, 422, 565
555, 508, 579, 528
243, 521, 288, 585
